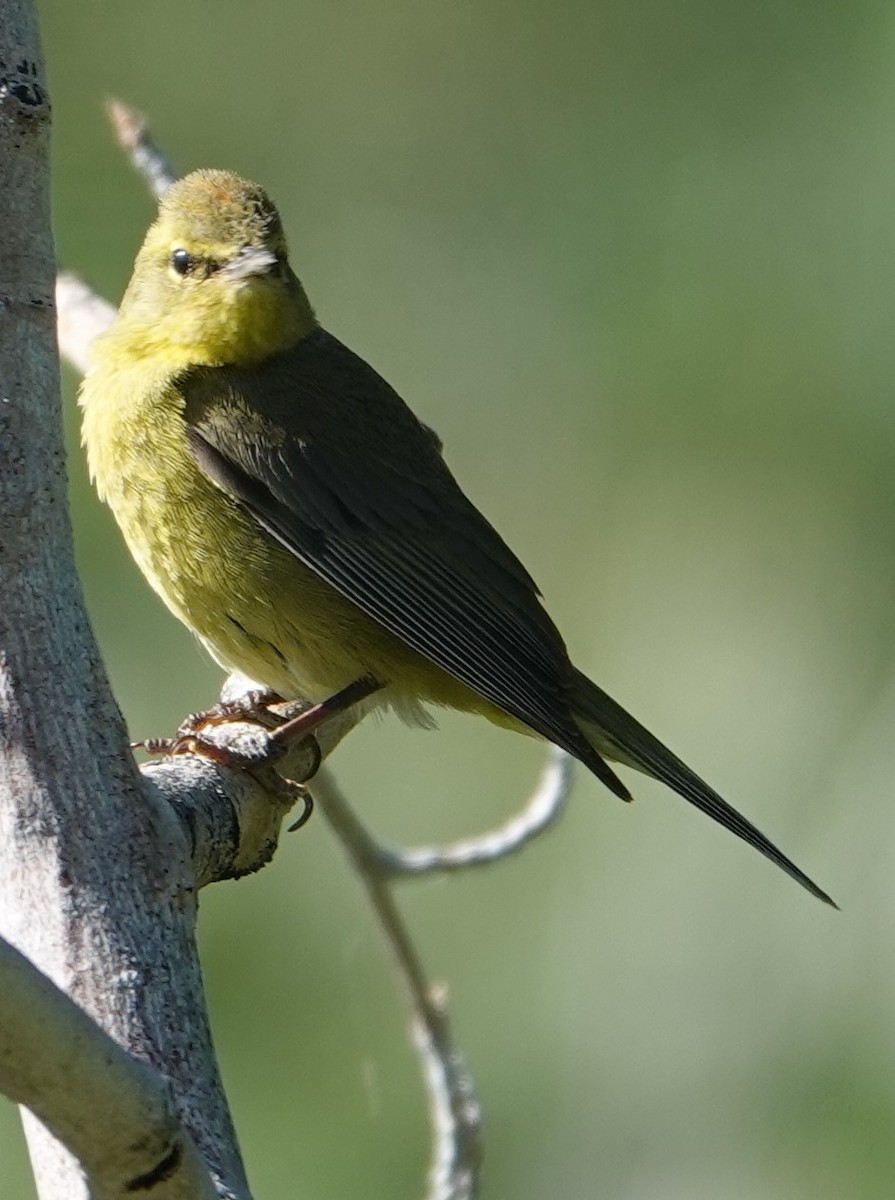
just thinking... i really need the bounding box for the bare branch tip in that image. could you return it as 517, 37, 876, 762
428, 981, 449, 1013
103, 97, 177, 198
105, 97, 146, 150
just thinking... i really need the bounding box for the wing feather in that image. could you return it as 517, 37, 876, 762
179, 330, 605, 767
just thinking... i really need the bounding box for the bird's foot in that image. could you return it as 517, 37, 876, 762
133, 689, 287, 759
181, 689, 287, 735
133, 675, 379, 783
134, 706, 320, 831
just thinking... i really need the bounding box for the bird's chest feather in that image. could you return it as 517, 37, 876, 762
81, 365, 263, 617
78, 360, 377, 696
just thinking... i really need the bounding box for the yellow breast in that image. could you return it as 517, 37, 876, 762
78, 345, 467, 723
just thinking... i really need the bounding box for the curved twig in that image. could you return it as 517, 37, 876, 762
313, 769, 484, 1200
376, 746, 573, 879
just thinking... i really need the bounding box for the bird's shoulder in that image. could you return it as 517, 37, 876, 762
177, 329, 539, 593
180, 328, 443, 474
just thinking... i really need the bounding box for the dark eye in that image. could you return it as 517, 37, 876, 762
171, 249, 194, 276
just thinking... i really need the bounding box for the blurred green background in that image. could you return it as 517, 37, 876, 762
7, 0, 894, 1195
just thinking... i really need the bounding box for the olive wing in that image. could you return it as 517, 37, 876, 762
180, 330, 625, 788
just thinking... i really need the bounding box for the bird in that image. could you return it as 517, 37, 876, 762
79, 168, 833, 906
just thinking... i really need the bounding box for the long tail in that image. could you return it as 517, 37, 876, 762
570, 669, 836, 907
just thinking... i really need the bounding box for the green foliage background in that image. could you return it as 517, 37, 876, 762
8, 1, 894, 1195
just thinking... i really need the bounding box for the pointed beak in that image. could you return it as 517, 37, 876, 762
222, 247, 279, 281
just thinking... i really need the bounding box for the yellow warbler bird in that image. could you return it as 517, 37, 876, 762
80, 169, 833, 905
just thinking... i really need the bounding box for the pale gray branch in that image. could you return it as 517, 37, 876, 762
373, 746, 573, 878
55, 271, 115, 372
142, 699, 361, 887
106, 97, 177, 197
314, 771, 484, 1200
0, 6, 247, 1196
0, 937, 219, 1200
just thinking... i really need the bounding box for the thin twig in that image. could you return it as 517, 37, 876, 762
105, 98, 177, 196
54, 272, 115, 373
313, 769, 483, 1200
373, 746, 573, 878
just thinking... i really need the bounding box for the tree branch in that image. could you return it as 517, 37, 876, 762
0, 8, 250, 1196
314, 771, 484, 1200
105, 97, 177, 197
310, 748, 571, 1199
366, 747, 573, 879
54, 271, 115, 372
0, 936, 219, 1200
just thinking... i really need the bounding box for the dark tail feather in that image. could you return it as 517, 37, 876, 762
570, 669, 836, 907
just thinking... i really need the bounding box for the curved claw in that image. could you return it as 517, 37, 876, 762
287, 792, 315, 833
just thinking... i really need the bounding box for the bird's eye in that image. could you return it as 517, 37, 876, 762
170, 249, 194, 276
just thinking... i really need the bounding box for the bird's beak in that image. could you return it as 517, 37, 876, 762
222, 247, 279, 281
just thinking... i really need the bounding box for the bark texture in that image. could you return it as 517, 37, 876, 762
0, 5, 249, 1196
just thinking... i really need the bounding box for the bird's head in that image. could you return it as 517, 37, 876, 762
117, 169, 316, 367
